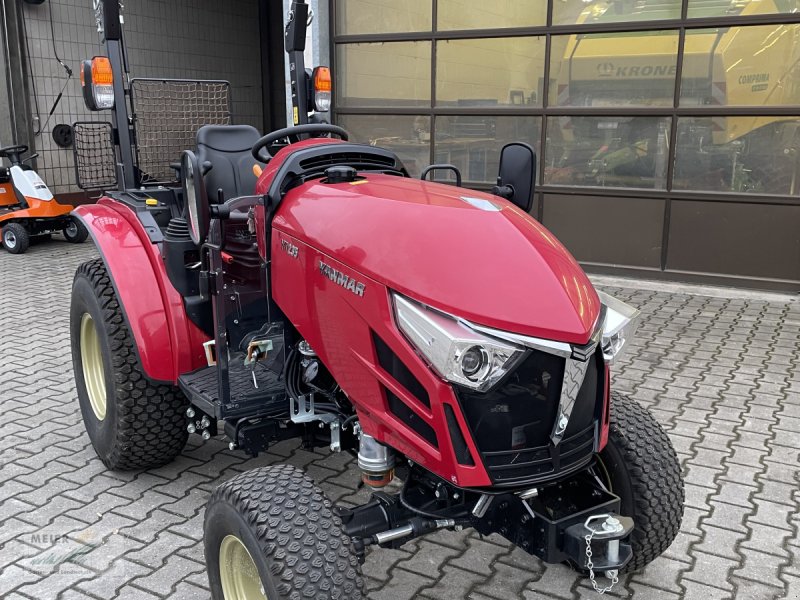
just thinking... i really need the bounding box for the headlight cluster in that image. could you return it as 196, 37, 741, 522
392, 290, 639, 393
597, 291, 640, 364
392, 294, 526, 392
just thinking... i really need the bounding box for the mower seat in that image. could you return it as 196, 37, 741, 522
196, 125, 263, 204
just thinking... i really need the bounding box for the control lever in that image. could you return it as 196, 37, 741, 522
244, 339, 274, 389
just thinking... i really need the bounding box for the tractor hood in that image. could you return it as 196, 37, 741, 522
273, 174, 600, 344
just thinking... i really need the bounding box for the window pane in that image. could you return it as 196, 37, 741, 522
673, 117, 800, 195
434, 116, 541, 184
337, 115, 431, 177
549, 31, 678, 107
436, 37, 545, 108
336, 42, 431, 108
437, 1, 546, 29
545, 116, 671, 189
335, 0, 432, 35
680, 24, 800, 107
553, 0, 680, 26
688, 0, 800, 18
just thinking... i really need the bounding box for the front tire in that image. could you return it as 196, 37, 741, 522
2, 222, 30, 254
63, 217, 89, 243
70, 258, 188, 470
599, 392, 684, 572
205, 465, 366, 600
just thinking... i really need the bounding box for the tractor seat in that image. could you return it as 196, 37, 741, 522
196, 125, 264, 204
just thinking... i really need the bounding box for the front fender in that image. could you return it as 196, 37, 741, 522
74, 200, 206, 383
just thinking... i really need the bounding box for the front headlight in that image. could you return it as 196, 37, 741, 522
597, 291, 640, 364
392, 294, 526, 392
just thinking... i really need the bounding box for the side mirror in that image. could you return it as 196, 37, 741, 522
181, 150, 209, 246
492, 142, 536, 213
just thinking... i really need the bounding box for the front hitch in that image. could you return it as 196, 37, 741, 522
564, 513, 634, 573
472, 470, 634, 574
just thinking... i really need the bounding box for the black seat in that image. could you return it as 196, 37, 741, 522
196, 125, 263, 203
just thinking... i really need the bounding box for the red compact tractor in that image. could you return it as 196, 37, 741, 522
70, 2, 683, 598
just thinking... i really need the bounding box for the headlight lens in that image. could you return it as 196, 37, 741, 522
597, 291, 640, 363
392, 294, 526, 391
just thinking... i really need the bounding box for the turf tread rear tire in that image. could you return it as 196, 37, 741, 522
72, 258, 187, 470
601, 392, 684, 571
205, 464, 366, 600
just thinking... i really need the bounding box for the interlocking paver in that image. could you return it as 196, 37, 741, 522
0, 240, 798, 599
130, 554, 206, 595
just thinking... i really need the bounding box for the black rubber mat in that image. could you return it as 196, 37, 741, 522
179, 354, 286, 419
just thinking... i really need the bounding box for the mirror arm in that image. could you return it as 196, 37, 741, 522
491, 178, 515, 201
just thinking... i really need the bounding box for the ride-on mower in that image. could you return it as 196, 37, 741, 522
0, 144, 88, 254
70, 2, 683, 598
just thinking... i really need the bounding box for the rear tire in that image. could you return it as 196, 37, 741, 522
599, 392, 684, 572
63, 217, 89, 243
2, 223, 30, 254
70, 258, 188, 470
205, 465, 366, 600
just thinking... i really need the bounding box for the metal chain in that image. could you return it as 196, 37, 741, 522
585, 528, 620, 595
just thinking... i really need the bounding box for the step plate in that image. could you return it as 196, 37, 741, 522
179, 358, 287, 420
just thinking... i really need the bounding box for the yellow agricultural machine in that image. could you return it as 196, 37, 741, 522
551, 0, 800, 193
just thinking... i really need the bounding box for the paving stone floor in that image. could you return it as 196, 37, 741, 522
0, 239, 797, 599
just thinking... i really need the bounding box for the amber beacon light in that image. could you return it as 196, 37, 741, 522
80, 56, 115, 110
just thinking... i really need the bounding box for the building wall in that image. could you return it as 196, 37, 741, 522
0, 2, 12, 149
331, 0, 800, 290
19, 0, 263, 195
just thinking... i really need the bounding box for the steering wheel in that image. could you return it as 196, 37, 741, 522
0, 145, 28, 159
251, 124, 349, 163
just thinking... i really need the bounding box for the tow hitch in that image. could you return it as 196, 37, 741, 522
567, 513, 633, 593
564, 512, 633, 571
472, 470, 633, 587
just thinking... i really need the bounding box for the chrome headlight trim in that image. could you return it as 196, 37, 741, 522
597, 291, 640, 364
392, 294, 527, 392
469, 324, 573, 358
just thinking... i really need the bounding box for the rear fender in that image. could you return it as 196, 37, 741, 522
74, 199, 207, 383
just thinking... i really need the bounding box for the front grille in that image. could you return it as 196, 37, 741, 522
481, 424, 595, 483
455, 349, 604, 486
444, 403, 474, 466
373, 332, 430, 408
385, 387, 438, 448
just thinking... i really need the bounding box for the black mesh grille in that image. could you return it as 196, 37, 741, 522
385, 387, 438, 448
373, 333, 430, 408
455, 349, 603, 486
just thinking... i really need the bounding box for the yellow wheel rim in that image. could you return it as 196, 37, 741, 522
80, 313, 107, 421
219, 535, 267, 600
